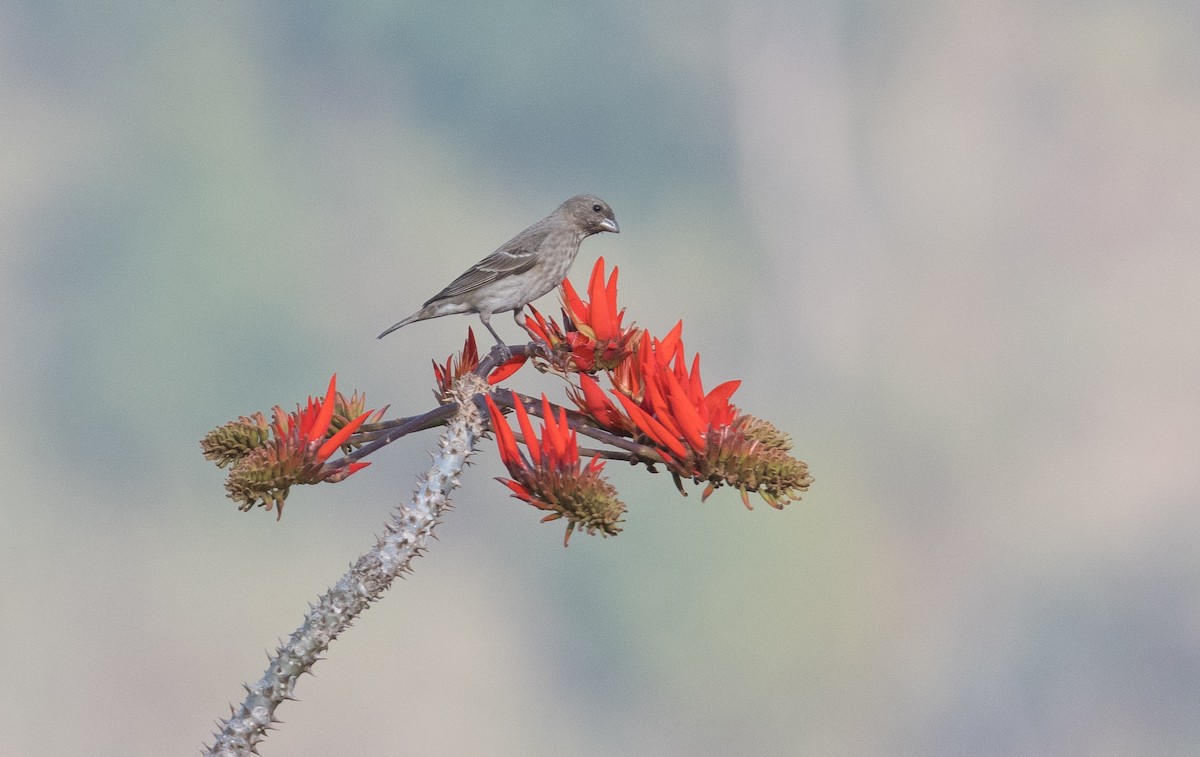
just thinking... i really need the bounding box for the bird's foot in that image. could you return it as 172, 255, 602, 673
489, 341, 513, 363
529, 339, 554, 362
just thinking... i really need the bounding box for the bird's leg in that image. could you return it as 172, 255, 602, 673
479, 313, 511, 361
512, 307, 538, 341
514, 306, 552, 360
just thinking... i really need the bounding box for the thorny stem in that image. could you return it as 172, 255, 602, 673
327, 344, 540, 443
354, 415, 421, 435
341, 403, 458, 462
322, 341, 668, 478
203, 377, 486, 757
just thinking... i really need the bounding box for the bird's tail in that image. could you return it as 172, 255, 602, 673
376, 312, 421, 339
378, 300, 472, 339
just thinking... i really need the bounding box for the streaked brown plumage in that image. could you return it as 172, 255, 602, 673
378, 195, 618, 345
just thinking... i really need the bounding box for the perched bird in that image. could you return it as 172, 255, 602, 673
377, 194, 619, 345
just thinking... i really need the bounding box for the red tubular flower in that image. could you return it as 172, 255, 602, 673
608, 334, 738, 459
614, 334, 811, 508
263, 375, 372, 464
567, 373, 629, 431
612, 390, 689, 459
522, 305, 562, 349
210, 375, 377, 517
607, 319, 683, 401
563, 256, 622, 341
433, 328, 527, 401
523, 257, 639, 373
485, 393, 625, 546
565, 328, 741, 467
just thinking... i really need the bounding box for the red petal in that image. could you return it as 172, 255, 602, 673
561, 278, 588, 325
488, 355, 528, 384
570, 348, 595, 373
614, 391, 689, 460
512, 397, 542, 467
662, 369, 708, 452
540, 395, 568, 464
307, 375, 339, 444
558, 406, 578, 465
681, 353, 709, 427
317, 409, 372, 461
485, 395, 523, 471
705, 380, 741, 424
498, 477, 534, 502
658, 322, 684, 364
297, 398, 315, 439
606, 265, 619, 311
463, 328, 478, 365
639, 348, 683, 440
524, 306, 549, 342
688, 353, 705, 398
579, 374, 623, 428
588, 259, 615, 341
587, 256, 606, 293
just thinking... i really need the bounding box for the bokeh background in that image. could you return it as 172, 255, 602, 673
3, 2, 1199, 755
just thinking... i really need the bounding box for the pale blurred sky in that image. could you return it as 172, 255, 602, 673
2, 2, 1199, 755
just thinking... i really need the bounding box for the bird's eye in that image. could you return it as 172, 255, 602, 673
592, 204, 602, 213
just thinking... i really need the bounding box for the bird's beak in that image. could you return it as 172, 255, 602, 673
599, 218, 619, 234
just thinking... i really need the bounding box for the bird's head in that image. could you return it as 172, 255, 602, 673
561, 195, 619, 235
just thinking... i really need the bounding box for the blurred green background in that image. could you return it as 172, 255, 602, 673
3, 1, 1198, 755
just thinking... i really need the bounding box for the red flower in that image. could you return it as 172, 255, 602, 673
568, 373, 630, 432
271, 375, 373, 464
522, 305, 566, 351
614, 333, 812, 508
485, 393, 625, 546
608, 320, 682, 401
565, 326, 809, 509
523, 257, 639, 373
433, 328, 527, 401
603, 333, 739, 460
562, 256, 624, 342
213, 375, 377, 517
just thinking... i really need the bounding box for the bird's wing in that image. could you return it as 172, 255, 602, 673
423, 229, 550, 304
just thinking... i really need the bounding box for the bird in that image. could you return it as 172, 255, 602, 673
377, 194, 619, 346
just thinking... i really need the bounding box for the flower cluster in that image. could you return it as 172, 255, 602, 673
570, 328, 812, 508
514, 260, 812, 510
200, 375, 376, 517
523, 256, 640, 373
199, 256, 811, 541
432, 327, 527, 402
485, 393, 625, 546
